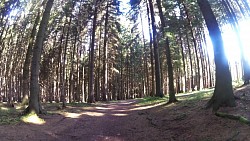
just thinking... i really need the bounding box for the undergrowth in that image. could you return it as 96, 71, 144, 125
0, 105, 20, 125
137, 96, 168, 105
138, 88, 214, 106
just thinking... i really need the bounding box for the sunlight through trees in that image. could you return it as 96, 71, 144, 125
0, 0, 249, 113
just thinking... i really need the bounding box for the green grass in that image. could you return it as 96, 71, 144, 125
138, 89, 214, 106
66, 102, 93, 107
0, 105, 21, 125
177, 89, 214, 101
137, 96, 168, 105
0, 89, 215, 125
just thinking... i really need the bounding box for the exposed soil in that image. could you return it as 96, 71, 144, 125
0, 86, 250, 141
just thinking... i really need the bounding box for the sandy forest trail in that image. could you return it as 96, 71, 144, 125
1, 99, 166, 141
1, 87, 250, 141
52, 99, 146, 141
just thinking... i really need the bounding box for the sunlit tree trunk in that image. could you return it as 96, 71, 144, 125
198, 32, 207, 88
198, 0, 235, 111
235, 0, 246, 17
25, 0, 54, 114
22, 11, 40, 105
140, 11, 149, 97
69, 28, 77, 102
0, 16, 9, 58
102, 1, 109, 101
222, 0, 250, 85
178, 30, 187, 92
201, 30, 213, 88
241, 0, 250, 16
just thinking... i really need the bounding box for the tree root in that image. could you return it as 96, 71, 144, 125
215, 112, 250, 125
226, 131, 240, 141
22, 105, 46, 116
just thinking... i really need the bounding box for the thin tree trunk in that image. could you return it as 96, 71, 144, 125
186, 33, 194, 91
69, 30, 77, 102
241, 0, 250, 16
102, 1, 109, 101
140, 11, 149, 97
222, 0, 250, 85
88, 1, 98, 103
145, 0, 155, 96
148, 0, 163, 97
181, 1, 201, 90
156, 0, 176, 101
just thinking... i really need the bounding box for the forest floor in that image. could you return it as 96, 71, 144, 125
1, 86, 250, 141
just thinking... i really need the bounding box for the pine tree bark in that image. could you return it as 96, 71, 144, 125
22, 11, 40, 105
198, 0, 235, 111
145, 0, 155, 96
156, 0, 176, 101
148, 0, 163, 97
88, 0, 98, 103
25, 0, 54, 114
182, 2, 201, 90
186, 33, 195, 91
102, 1, 109, 101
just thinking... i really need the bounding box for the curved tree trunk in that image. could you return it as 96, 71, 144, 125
198, 0, 235, 111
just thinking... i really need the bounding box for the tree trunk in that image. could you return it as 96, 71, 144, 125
181, 1, 201, 90
148, 0, 163, 97
178, 30, 187, 92
222, 0, 250, 85
69, 29, 77, 102
198, 0, 236, 111
102, 1, 109, 101
241, 0, 250, 16
140, 11, 149, 97
25, 0, 54, 114
145, 0, 155, 96
156, 0, 176, 101
88, 1, 98, 103
185, 33, 195, 91
22, 11, 40, 105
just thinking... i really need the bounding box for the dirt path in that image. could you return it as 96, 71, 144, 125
1, 99, 162, 141
1, 92, 250, 141
53, 99, 143, 141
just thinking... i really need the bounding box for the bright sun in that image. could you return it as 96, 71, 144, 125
222, 19, 250, 64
